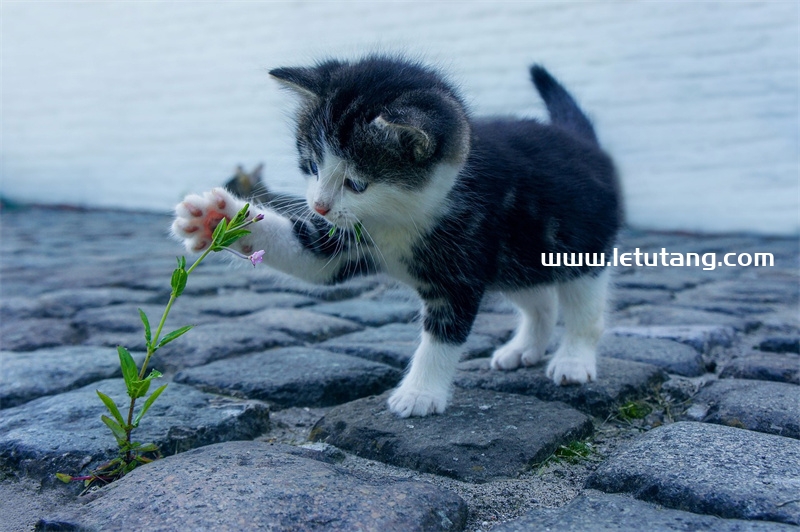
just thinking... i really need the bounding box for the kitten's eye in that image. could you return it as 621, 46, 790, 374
308, 161, 319, 176
344, 178, 368, 194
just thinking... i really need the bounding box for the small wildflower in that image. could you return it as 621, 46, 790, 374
249, 250, 265, 267
254, 213, 265, 222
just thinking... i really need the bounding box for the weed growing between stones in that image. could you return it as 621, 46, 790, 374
535, 440, 600, 472
616, 400, 653, 422
56, 204, 263, 491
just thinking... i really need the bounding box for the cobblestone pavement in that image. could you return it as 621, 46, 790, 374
1, 205, 798, 531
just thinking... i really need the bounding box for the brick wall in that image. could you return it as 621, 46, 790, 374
2, 2, 797, 234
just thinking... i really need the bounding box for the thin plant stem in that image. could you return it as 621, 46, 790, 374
138, 247, 212, 379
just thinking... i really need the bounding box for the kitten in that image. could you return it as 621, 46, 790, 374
173, 55, 622, 418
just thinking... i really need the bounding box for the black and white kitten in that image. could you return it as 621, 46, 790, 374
173, 55, 622, 418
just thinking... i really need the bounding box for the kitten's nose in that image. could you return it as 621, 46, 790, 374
314, 202, 330, 216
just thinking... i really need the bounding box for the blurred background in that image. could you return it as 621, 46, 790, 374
2, 1, 797, 234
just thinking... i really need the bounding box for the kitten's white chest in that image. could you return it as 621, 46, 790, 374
366, 225, 419, 286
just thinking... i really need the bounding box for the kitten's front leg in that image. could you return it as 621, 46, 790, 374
387, 292, 481, 417
172, 188, 348, 284
387, 332, 462, 417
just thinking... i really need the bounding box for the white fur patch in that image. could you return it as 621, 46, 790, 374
546, 270, 609, 385
387, 332, 461, 418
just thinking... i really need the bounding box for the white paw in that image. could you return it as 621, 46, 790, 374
546, 349, 597, 385
387, 385, 449, 418
490, 343, 542, 370
172, 188, 247, 253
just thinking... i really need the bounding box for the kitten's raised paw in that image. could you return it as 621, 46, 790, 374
546, 351, 597, 385
387, 385, 448, 418
172, 188, 245, 252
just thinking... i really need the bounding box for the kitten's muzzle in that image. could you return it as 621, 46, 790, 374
313, 201, 331, 216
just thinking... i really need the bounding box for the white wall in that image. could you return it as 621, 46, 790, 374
2, 1, 797, 234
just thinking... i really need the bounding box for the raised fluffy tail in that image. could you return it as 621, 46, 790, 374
530, 65, 598, 146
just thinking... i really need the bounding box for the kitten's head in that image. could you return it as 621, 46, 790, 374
270, 55, 470, 232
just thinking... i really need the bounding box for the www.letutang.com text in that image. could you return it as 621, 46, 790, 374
541, 248, 774, 271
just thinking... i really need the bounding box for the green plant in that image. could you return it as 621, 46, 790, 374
57, 204, 262, 490
328, 222, 363, 242
536, 440, 599, 472
617, 400, 653, 422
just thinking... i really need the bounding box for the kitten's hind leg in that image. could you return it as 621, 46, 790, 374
491, 286, 557, 370
547, 269, 609, 385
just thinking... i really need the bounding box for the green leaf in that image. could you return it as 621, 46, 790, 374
156, 325, 193, 349
217, 231, 252, 249
96, 390, 125, 427
177, 256, 186, 269
211, 216, 228, 244
117, 346, 138, 396
354, 222, 363, 243
229, 203, 250, 229
133, 384, 168, 427
328, 225, 337, 238
134, 442, 159, 453
101, 415, 128, 445
138, 308, 152, 348
170, 267, 188, 297
130, 378, 151, 399
56, 473, 73, 483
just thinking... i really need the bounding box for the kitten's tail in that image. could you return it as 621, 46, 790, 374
530, 65, 598, 146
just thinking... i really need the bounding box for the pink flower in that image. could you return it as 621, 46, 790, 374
249, 250, 265, 267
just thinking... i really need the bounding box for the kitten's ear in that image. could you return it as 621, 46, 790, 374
269, 67, 321, 99
269, 60, 343, 100
372, 114, 435, 163
252, 163, 264, 180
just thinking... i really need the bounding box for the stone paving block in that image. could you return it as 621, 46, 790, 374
494, 489, 797, 532
37, 441, 467, 532
246, 307, 364, 342
0, 318, 85, 351
0, 346, 143, 409
759, 337, 800, 354
174, 347, 402, 408
610, 287, 674, 311
312, 298, 421, 326
151, 321, 300, 371
0, 379, 270, 483
470, 313, 516, 344
598, 334, 705, 377
613, 272, 701, 292
320, 323, 420, 367
249, 271, 383, 301
182, 290, 316, 317
0, 295, 42, 320
689, 379, 799, 439
672, 282, 798, 319
615, 305, 760, 332
310, 388, 593, 483
72, 303, 215, 334
321, 322, 506, 369
36, 288, 158, 318
83, 330, 152, 352
720, 351, 800, 385
586, 422, 800, 525
455, 357, 666, 417
609, 324, 737, 354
